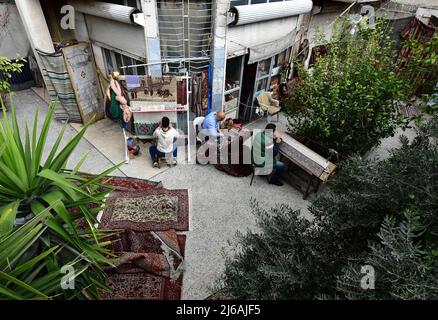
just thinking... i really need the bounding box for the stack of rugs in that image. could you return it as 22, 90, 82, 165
134, 122, 177, 136
97, 177, 189, 300
212, 128, 254, 177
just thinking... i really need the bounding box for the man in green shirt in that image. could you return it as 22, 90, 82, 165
252, 123, 286, 186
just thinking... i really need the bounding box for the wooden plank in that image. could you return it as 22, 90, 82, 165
278, 133, 336, 181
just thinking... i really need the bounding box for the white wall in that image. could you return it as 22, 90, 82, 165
15, 0, 54, 54
391, 0, 438, 8
74, 12, 90, 42
304, 11, 340, 67
0, 3, 31, 59
416, 7, 438, 25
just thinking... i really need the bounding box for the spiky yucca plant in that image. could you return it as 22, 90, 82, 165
0, 99, 120, 299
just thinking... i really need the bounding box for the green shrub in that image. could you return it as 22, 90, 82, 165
0, 100, 121, 299
336, 213, 438, 300
285, 20, 408, 156
221, 115, 438, 299
0, 56, 24, 94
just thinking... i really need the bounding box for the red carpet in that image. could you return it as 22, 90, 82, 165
101, 233, 186, 300
100, 189, 189, 232
92, 176, 188, 300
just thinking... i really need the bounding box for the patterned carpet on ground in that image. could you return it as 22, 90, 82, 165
100, 189, 189, 232
96, 176, 189, 300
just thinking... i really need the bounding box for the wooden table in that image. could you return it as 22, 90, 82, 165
199, 128, 251, 164
278, 133, 336, 199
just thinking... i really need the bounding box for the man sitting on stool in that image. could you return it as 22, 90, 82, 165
149, 116, 179, 167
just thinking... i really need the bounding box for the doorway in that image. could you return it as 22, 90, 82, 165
238, 56, 257, 123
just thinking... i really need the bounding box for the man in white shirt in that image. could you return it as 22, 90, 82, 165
149, 116, 179, 167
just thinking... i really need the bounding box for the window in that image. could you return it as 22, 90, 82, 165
225, 57, 242, 91
157, 0, 212, 74
102, 48, 147, 76
255, 77, 268, 93
253, 46, 291, 99
256, 58, 271, 78
271, 48, 290, 77
230, 0, 249, 5
273, 50, 287, 69
224, 57, 244, 112
255, 58, 272, 97
102, 0, 141, 9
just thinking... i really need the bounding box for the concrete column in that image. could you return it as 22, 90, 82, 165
141, 0, 162, 76
15, 0, 54, 54
210, 0, 229, 113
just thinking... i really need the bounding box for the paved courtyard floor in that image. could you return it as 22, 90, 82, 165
7, 89, 417, 299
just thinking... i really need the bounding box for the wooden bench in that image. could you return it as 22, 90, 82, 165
278, 133, 336, 199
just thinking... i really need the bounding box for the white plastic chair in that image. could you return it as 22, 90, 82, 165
193, 116, 205, 143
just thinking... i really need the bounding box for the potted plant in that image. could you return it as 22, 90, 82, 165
0, 99, 121, 299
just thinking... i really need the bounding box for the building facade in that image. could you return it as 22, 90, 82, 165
12, 0, 436, 125
12, 0, 313, 124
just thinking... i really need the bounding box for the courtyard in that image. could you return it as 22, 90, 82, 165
2, 0, 436, 302
8, 88, 419, 299
10, 89, 313, 299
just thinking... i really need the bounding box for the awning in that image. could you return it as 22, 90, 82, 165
248, 31, 294, 64
229, 0, 313, 26
85, 15, 146, 59
68, 0, 141, 25
227, 16, 298, 60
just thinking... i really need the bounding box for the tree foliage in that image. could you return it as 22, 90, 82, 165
221, 115, 438, 299
400, 28, 438, 101
336, 213, 438, 300
285, 20, 408, 156
0, 56, 24, 94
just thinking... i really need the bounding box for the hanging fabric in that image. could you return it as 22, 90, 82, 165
207, 64, 212, 114
177, 80, 187, 106
124, 75, 141, 91
200, 70, 209, 113
189, 71, 209, 117
191, 74, 200, 114
106, 72, 132, 126
36, 49, 82, 123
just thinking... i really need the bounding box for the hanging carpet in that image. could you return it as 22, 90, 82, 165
36, 49, 82, 123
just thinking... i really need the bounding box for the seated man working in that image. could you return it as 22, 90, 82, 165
252, 123, 285, 186
149, 116, 179, 167
200, 111, 226, 139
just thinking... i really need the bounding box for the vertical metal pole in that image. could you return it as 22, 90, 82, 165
123, 128, 129, 164
210, 0, 228, 112
187, 0, 191, 73
182, 72, 191, 163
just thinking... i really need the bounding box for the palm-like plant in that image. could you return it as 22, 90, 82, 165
0, 100, 120, 299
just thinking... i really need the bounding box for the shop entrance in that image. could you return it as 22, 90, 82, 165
238, 58, 257, 123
